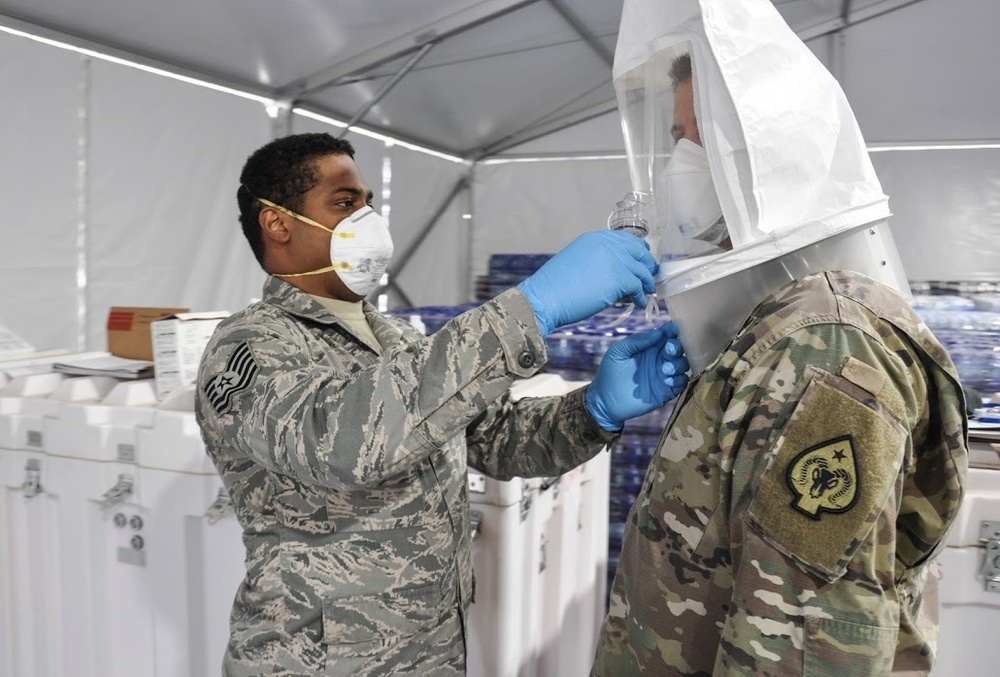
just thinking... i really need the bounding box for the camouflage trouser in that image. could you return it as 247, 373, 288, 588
222, 606, 467, 676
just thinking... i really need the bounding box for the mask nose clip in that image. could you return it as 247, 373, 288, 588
348, 205, 377, 225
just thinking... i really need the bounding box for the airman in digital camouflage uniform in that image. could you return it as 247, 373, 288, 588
196, 132, 689, 676
593, 1, 968, 674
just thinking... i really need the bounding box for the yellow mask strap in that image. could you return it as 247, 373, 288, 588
254, 195, 331, 233
252, 194, 355, 239
272, 263, 353, 278
246, 191, 357, 278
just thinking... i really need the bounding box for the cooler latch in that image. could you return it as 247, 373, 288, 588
979, 520, 1000, 592
21, 459, 42, 498
204, 488, 234, 524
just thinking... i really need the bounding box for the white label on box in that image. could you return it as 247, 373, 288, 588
152, 316, 225, 399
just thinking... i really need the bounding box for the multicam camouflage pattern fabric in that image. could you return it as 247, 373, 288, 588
593, 271, 968, 676
196, 277, 616, 677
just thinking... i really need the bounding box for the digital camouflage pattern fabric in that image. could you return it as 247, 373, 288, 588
593, 271, 968, 676
196, 277, 617, 676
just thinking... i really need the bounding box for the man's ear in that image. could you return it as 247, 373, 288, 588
259, 207, 291, 245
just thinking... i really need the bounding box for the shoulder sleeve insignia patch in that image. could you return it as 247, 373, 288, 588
204, 341, 259, 415
786, 435, 859, 520
746, 367, 907, 582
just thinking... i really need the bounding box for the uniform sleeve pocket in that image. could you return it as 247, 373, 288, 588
803, 616, 898, 676
746, 367, 908, 582
322, 581, 445, 649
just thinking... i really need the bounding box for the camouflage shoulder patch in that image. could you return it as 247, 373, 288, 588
786, 435, 859, 520
204, 341, 259, 415
747, 368, 907, 582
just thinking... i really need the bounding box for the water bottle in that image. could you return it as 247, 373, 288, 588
607, 191, 652, 238
607, 191, 659, 323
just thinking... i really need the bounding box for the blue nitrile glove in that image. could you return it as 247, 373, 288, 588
516, 231, 657, 336
585, 322, 690, 432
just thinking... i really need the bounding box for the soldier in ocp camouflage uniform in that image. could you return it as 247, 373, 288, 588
592, 271, 968, 675
594, 0, 969, 674
197, 132, 689, 676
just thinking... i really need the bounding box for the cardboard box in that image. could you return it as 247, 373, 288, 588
107, 307, 189, 361
151, 311, 229, 399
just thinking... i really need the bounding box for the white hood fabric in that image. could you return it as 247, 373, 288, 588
614, 0, 891, 292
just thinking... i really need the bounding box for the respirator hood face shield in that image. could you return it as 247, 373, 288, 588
613, 0, 898, 373
614, 41, 734, 269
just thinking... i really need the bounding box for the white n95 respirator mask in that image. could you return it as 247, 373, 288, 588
662, 138, 727, 246
256, 196, 394, 297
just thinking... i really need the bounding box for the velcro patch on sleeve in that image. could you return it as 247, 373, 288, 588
747, 367, 907, 582
786, 435, 859, 519
204, 341, 259, 415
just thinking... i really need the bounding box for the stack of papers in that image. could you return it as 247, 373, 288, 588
52, 354, 155, 380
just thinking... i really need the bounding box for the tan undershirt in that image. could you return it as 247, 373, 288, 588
308, 294, 382, 354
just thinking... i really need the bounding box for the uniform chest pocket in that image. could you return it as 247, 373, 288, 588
637, 389, 725, 556
746, 367, 908, 582
803, 616, 898, 676
327, 476, 431, 532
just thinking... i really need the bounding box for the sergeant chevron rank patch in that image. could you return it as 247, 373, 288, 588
786, 435, 859, 520
205, 341, 259, 415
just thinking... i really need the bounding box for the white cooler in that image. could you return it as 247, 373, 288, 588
568, 450, 610, 675
466, 375, 609, 677
44, 378, 159, 677
0, 372, 114, 677
466, 479, 538, 677
537, 466, 583, 677
933, 429, 1000, 675
2, 373, 246, 677
136, 386, 245, 677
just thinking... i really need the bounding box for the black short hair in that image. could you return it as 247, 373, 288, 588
670, 53, 693, 90
237, 133, 356, 267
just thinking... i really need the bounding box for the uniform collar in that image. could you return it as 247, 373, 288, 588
261, 275, 407, 349
262, 275, 354, 325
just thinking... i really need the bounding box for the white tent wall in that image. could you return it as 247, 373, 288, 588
798, 0, 999, 283
471, 159, 632, 282
872, 149, 1000, 282
86, 59, 270, 351
386, 145, 470, 308
838, 0, 1000, 282
0, 30, 273, 351
0, 35, 81, 351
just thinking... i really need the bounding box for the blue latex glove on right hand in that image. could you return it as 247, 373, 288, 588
516, 231, 657, 336
585, 322, 689, 431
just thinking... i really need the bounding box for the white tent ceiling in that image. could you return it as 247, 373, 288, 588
0, 0, 936, 158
